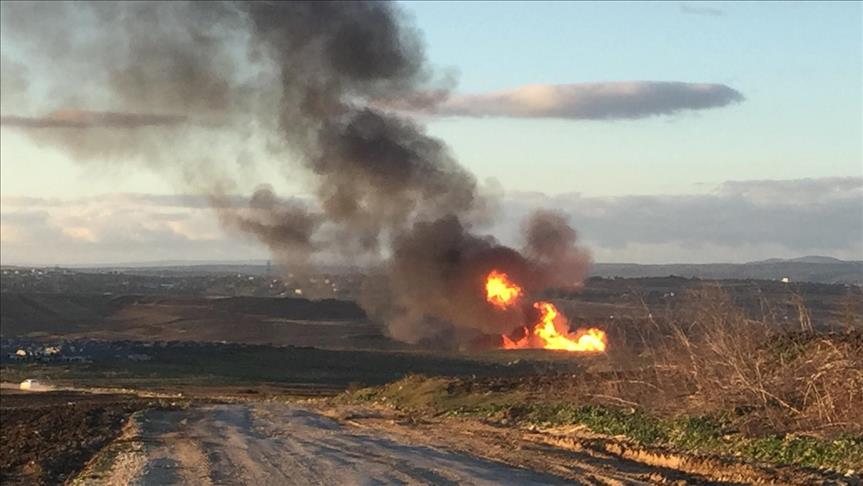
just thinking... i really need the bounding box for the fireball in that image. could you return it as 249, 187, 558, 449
485, 270, 522, 309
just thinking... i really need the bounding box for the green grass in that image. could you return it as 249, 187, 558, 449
342, 375, 863, 471
740, 435, 863, 471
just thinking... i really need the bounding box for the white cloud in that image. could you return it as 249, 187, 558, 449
387, 82, 744, 120
1, 177, 860, 265
491, 177, 863, 262
0, 194, 266, 265
0, 109, 186, 129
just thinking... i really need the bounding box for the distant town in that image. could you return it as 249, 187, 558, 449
0, 265, 365, 300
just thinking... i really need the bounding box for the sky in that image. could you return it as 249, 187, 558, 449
1, 1, 861, 265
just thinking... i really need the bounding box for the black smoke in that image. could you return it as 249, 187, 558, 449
0, 1, 590, 347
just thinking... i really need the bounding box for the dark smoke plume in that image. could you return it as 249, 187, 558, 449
1, 1, 590, 347
213, 185, 322, 265
523, 210, 590, 288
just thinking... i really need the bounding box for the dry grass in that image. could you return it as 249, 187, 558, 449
337, 284, 863, 470
362, 281, 863, 437
341, 285, 863, 470
636, 285, 863, 435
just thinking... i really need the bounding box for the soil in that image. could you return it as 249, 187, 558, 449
0, 389, 185, 485
78, 403, 574, 486
2, 390, 855, 485
315, 403, 858, 485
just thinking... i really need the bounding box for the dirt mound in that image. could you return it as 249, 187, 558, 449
0, 390, 184, 485
0, 293, 120, 337
212, 296, 365, 320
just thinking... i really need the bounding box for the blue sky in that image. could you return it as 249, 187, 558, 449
405, 1, 862, 195
0, 2, 861, 264
3, 1, 860, 197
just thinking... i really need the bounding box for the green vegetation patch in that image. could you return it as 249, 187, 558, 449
740, 435, 863, 471
342, 375, 863, 471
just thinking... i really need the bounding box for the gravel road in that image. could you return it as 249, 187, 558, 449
91, 403, 573, 485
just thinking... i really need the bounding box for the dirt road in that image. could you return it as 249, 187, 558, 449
77, 402, 844, 485
80, 403, 573, 485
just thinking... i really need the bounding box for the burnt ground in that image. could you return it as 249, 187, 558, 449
0, 390, 188, 486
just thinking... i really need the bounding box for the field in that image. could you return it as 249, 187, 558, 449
2, 276, 857, 346
0, 389, 190, 485
1, 275, 861, 484
1, 342, 588, 393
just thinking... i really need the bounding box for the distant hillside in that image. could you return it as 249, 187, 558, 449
749, 256, 847, 265
5, 256, 860, 284
592, 258, 863, 284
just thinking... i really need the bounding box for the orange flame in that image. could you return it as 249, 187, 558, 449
501, 326, 530, 349
500, 301, 607, 353
485, 270, 606, 352
485, 270, 522, 309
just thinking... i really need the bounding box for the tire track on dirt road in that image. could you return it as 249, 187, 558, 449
80, 403, 575, 485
